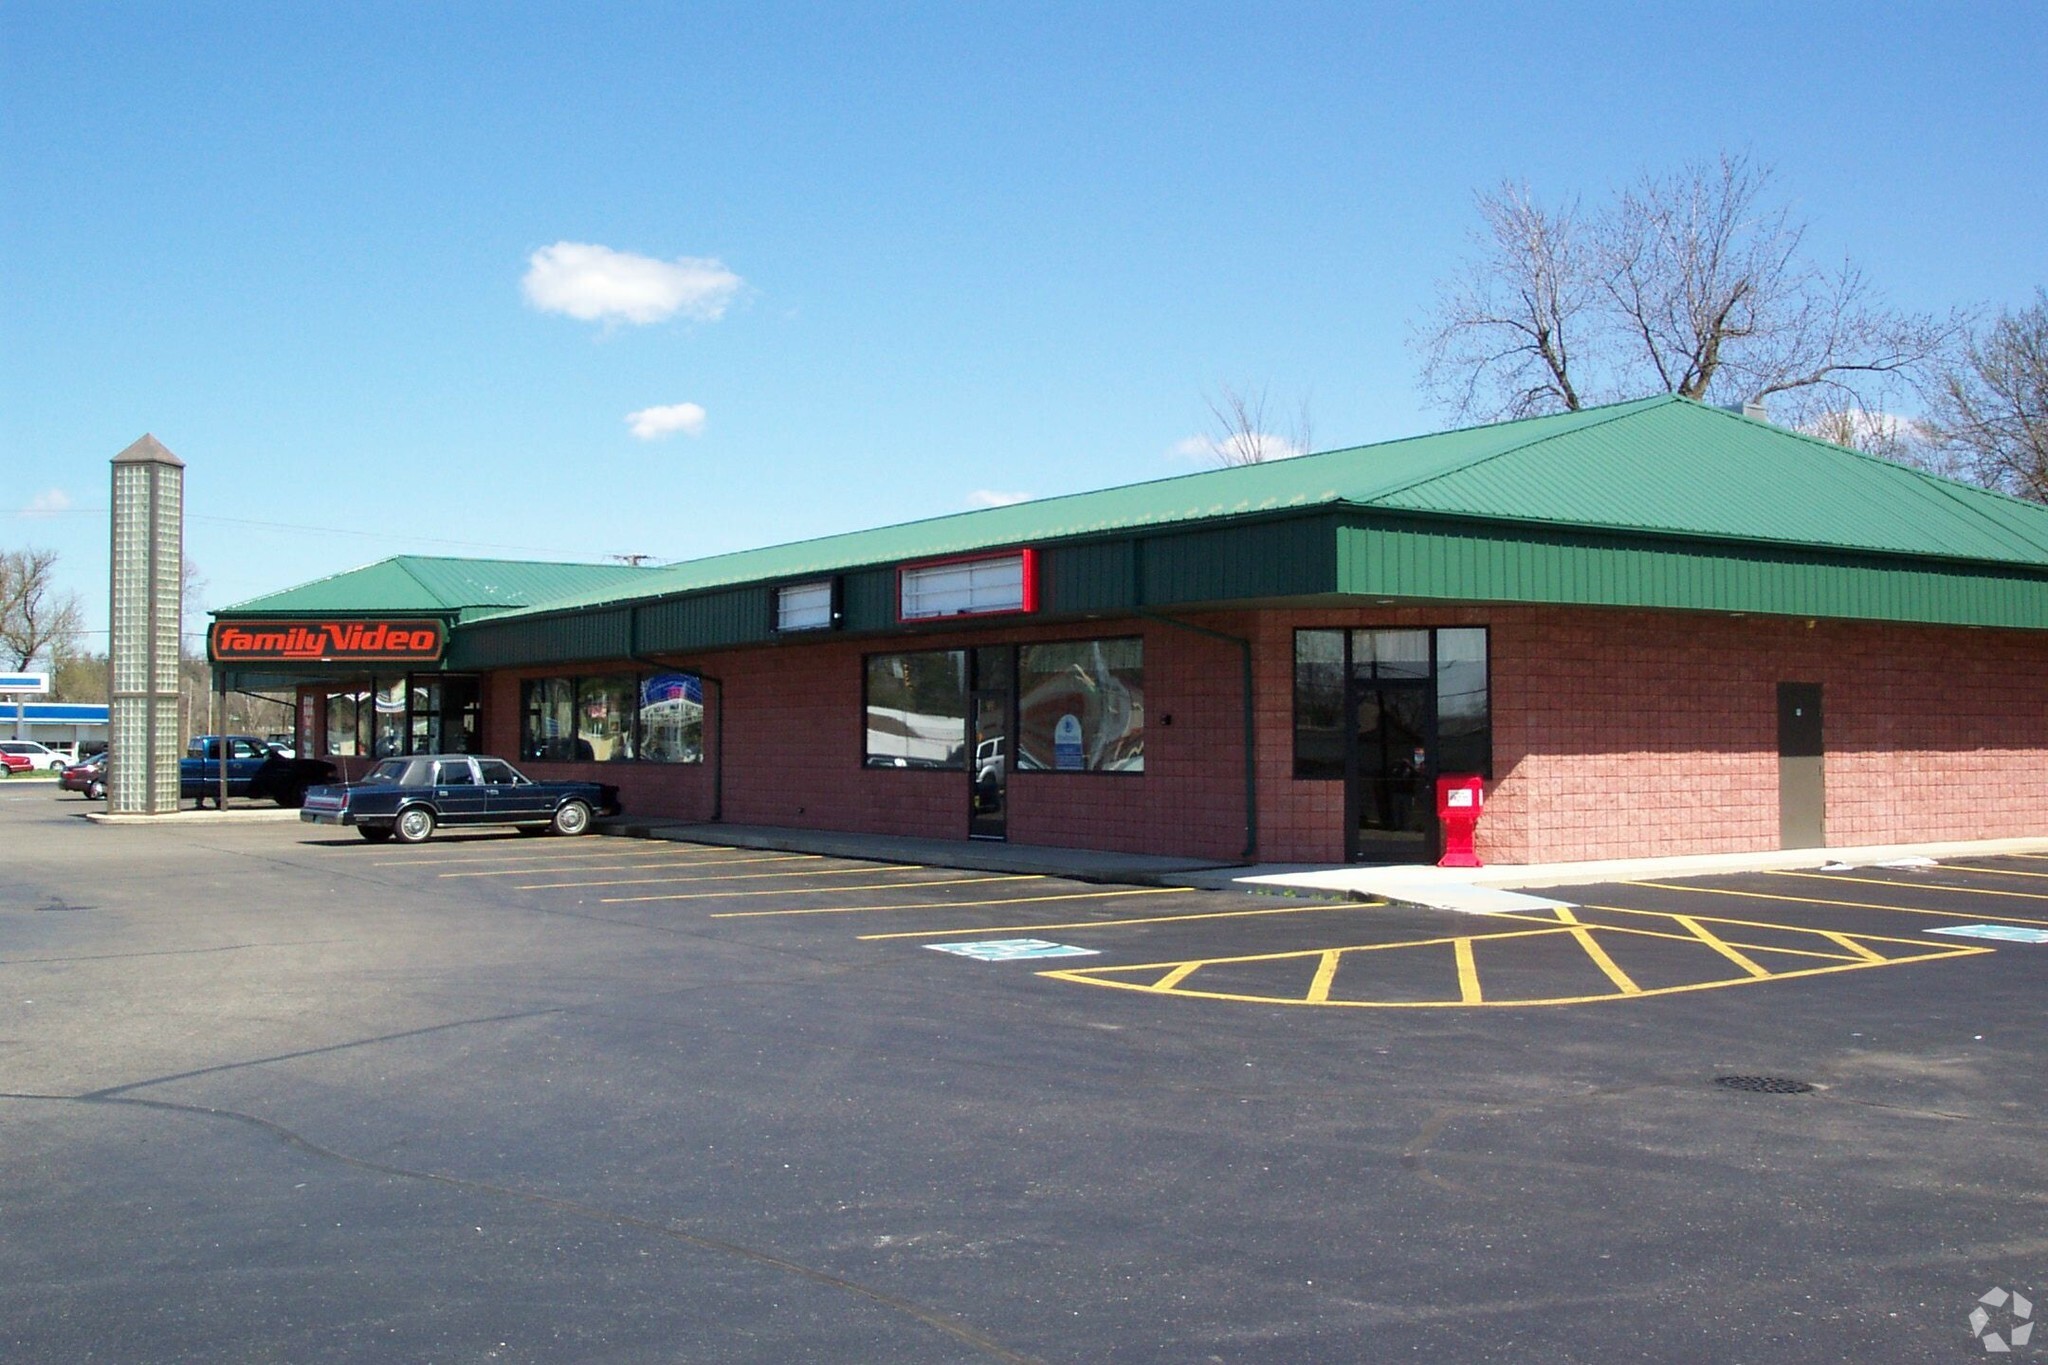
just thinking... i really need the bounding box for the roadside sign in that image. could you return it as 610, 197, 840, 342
0, 672, 50, 694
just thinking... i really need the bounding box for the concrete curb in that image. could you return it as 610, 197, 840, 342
86, 806, 307, 826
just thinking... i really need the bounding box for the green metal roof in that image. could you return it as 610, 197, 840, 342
218, 556, 655, 620
476, 395, 2048, 621
222, 398, 2048, 643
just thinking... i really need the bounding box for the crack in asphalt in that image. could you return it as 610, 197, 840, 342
0, 1088, 1043, 1364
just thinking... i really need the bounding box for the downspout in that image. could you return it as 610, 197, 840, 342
628, 603, 725, 822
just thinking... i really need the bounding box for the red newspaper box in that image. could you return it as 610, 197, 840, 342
1436, 774, 1485, 868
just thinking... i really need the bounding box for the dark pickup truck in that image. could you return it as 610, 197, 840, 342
182, 735, 338, 808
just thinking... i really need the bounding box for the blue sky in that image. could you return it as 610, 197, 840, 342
4, 2, 2044, 651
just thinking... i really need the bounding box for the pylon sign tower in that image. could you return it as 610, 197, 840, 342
109, 434, 184, 814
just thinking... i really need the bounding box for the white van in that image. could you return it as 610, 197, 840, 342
0, 740, 70, 772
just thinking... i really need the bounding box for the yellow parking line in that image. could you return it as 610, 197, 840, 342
1940, 863, 2048, 881
1668, 914, 1771, 978
1576, 909, 1872, 963
520, 863, 976, 891
712, 886, 1178, 919
858, 897, 1358, 942
1770, 869, 2048, 902
1305, 950, 1342, 1004
373, 841, 713, 867
1624, 879, 2048, 928
1819, 930, 1887, 963
1454, 937, 1482, 1003
447, 853, 814, 880
602, 873, 1025, 905
1552, 906, 1642, 995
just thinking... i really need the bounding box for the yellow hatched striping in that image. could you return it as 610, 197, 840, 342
1551, 906, 1642, 995
1453, 937, 1482, 1004
1625, 879, 2048, 929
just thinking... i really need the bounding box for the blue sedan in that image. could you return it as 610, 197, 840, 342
300, 754, 622, 844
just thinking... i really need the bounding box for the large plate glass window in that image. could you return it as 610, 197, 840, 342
519, 673, 703, 764
1016, 638, 1145, 772
864, 650, 967, 768
1291, 628, 1491, 779
638, 674, 704, 763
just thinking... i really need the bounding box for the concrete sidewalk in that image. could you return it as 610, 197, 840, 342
606, 819, 2048, 913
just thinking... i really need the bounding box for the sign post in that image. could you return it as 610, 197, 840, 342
0, 671, 50, 741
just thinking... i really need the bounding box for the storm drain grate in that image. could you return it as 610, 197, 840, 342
1714, 1075, 1815, 1095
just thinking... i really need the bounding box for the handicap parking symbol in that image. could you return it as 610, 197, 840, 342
925, 938, 1102, 962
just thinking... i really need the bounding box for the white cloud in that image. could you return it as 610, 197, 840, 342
627, 403, 708, 440
1170, 432, 1307, 464
21, 488, 71, 517
524, 242, 743, 325
967, 489, 1032, 508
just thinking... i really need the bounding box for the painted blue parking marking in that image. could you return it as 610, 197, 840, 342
1928, 924, 2048, 944
925, 938, 1102, 961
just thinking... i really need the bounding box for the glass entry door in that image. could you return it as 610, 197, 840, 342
1350, 680, 1436, 862
970, 691, 1008, 839
1347, 629, 1438, 863
968, 645, 1014, 841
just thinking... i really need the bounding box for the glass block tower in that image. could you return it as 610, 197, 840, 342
109, 434, 184, 814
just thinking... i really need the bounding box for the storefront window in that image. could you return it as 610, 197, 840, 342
1435, 628, 1491, 777
579, 675, 637, 761
326, 690, 369, 756
519, 673, 701, 763
1292, 630, 1345, 779
521, 678, 578, 760
1016, 638, 1144, 772
1293, 628, 1491, 778
865, 651, 967, 768
638, 674, 704, 764
373, 677, 407, 757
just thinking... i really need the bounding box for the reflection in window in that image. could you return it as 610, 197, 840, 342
1292, 630, 1345, 779
374, 677, 407, 757
865, 651, 967, 768
1435, 628, 1491, 777
1017, 638, 1144, 772
326, 690, 369, 756
521, 678, 578, 761
638, 674, 704, 764
579, 675, 638, 761
519, 673, 703, 764
1292, 628, 1492, 778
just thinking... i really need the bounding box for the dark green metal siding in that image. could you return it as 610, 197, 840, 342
638, 587, 770, 655
1044, 539, 1136, 615
1138, 515, 1337, 607
1339, 518, 2048, 628
450, 607, 633, 669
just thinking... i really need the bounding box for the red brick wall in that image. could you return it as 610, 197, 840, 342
348, 602, 2048, 866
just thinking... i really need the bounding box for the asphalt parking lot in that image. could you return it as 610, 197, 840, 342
4, 788, 2047, 1362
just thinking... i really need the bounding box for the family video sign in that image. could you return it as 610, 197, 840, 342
210, 619, 445, 664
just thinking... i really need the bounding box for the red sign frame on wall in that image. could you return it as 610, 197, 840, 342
209, 619, 446, 664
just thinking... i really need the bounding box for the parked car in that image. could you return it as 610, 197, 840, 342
181, 735, 338, 808
0, 749, 33, 776
0, 740, 70, 772
300, 754, 622, 844
59, 751, 108, 800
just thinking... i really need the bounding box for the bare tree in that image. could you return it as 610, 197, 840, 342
1417, 154, 1966, 430
0, 548, 85, 672
1418, 183, 1599, 420
1202, 383, 1314, 466
1919, 289, 2048, 501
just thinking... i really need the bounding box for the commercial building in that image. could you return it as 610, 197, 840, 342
209, 396, 2048, 864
